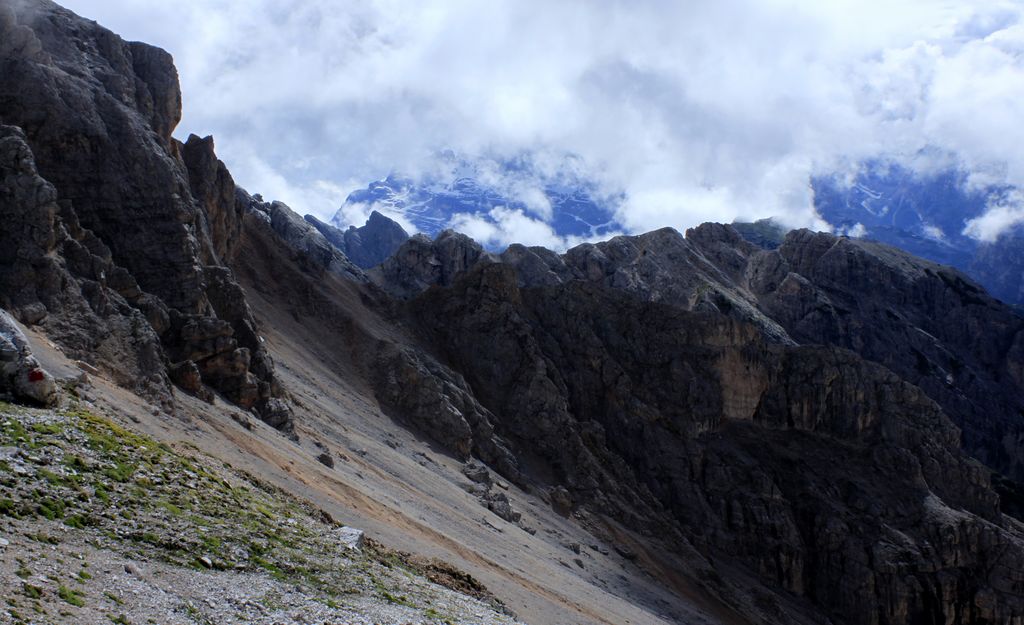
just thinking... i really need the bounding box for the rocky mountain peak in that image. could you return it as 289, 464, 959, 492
305, 209, 409, 269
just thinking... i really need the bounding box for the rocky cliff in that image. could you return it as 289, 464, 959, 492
0, 0, 292, 428
367, 223, 1024, 623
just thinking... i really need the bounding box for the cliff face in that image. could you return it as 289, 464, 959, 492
380, 223, 1024, 494
0, 0, 291, 428
397, 262, 1023, 625
368, 224, 1024, 623
748, 230, 1024, 486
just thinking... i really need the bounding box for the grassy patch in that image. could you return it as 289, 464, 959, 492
57, 585, 84, 607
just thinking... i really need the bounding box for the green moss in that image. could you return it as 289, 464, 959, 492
379, 589, 414, 607
57, 585, 84, 607
64, 514, 93, 529
94, 484, 111, 504
37, 498, 66, 520
3, 419, 28, 441
77, 570, 92, 581
31, 422, 63, 436
65, 455, 90, 472
22, 584, 42, 600
157, 500, 183, 516
0, 497, 20, 518
102, 461, 136, 483
29, 531, 60, 545
250, 555, 287, 581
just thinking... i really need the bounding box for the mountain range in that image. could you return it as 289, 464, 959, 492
1, 2, 1023, 624
333, 158, 1024, 307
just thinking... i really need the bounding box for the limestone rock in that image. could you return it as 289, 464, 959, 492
337, 526, 365, 551
0, 4, 294, 428
236, 190, 366, 283
0, 310, 56, 406
483, 492, 521, 523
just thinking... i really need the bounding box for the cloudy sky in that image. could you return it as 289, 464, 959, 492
61, 0, 1024, 245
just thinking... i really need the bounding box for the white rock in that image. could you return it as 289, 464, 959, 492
337, 526, 365, 550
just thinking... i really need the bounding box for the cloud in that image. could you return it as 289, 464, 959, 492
333, 201, 418, 235
963, 190, 1024, 241
58, 0, 1024, 243
449, 207, 621, 252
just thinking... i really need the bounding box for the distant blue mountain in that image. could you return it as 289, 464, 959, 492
333, 155, 1024, 306
812, 162, 1023, 306
330, 156, 623, 244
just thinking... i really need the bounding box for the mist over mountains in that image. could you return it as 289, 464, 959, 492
58, 0, 1024, 241
330, 154, 1024, 304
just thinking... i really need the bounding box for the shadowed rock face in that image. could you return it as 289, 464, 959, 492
394, 262, 1024, 625
366, 225, 1024, 623
748, 230, 1024, 485
306, 211, 409, 269
370, 230, 496, 298
0, 123, 170, 401
0, 1, 291, 429
381, 223, 1024, 491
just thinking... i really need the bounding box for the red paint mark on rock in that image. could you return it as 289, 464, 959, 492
27, 368, 45, 382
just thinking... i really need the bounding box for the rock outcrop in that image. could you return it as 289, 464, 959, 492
746, 229, 1024, 488
237, 190, 366, 283
0, 1, 291, 428
376, 224, 1024, 498
0, 123, 169, 401
306, 211, 409, 269
370, 230, 496, 298
352, 224, 1024, 624
0, 309, 57, 406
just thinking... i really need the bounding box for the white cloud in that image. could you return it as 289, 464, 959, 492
839, 223, 869, 238
333, 201, 418, 234
57, 0, 1024, 243
448, 207, 620, 252
963, 190, 1024, 241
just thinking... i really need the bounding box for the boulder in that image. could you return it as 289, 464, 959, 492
337, 526, 365, 551
0, 310, 56, 406
461, 460, 491, 485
